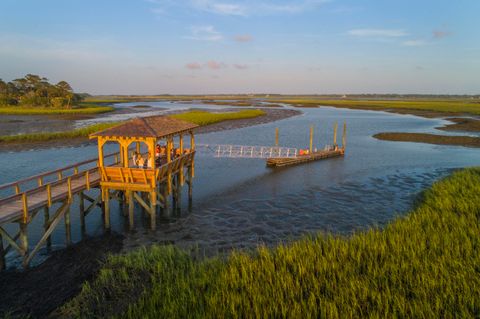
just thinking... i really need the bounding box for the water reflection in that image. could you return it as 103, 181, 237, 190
1, 104, 480, 265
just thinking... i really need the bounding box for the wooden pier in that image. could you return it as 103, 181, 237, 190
266, 122, 347, 168
0, 115, 198, 269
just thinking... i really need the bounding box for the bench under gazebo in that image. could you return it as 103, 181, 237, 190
89, 115, 198, 230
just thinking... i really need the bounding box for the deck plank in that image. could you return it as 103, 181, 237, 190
0, 171, 100, 224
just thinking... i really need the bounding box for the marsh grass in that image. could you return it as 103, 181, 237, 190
374, 132, 480, 148
272, 99, 480, 115
59, 168, 480, 318
0, 103, 114, 115
0, 110, 265, 144
0, 123, 121, 143
170, 109, 265, 126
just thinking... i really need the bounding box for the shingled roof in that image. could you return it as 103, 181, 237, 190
90, 115, 199, 139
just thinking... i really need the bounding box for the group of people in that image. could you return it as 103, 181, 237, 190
132, 144, 192, 169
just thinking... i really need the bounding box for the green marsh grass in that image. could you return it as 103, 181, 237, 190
0, 122, 121, 143
272, 98, 480, 115
0, 103, 114, 115
0, 110, 265, 144
59, 168, 480, 318
170, 109, 265, 126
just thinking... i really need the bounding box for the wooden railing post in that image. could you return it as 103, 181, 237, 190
22, 193, 29, 223
15, 184, 20, 195
46, 184, 52, 207
67, 177, 72, 201
86, 171, 90, 190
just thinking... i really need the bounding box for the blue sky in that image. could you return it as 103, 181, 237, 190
0, 0, 478, 94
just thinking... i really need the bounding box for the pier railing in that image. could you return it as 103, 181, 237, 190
0, 152, 120, 199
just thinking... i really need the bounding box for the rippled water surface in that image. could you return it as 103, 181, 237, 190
1, 103, 480, 265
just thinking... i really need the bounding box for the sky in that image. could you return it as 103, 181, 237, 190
0, 0, 479, 95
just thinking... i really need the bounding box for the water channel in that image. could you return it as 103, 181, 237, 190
1, 101, 479, 266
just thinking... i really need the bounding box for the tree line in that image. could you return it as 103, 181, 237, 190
0, 74, 83, 108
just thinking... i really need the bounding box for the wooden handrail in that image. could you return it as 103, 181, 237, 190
0, 166, 100, 205
0, 152, 119, 193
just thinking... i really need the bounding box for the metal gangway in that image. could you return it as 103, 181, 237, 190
196, 144, 298, 159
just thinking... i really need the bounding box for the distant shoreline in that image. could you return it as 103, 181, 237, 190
0, 108, 301, 153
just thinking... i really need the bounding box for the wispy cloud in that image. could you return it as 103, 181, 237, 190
433, 30, 451, 39
348, 28, 408, 38
149, 0, 329, 17
402, 39, 428, 47
206, 60, 227, 70
185, 25, 223, 41
234, 34, 253, 42
185, 62, 202, 70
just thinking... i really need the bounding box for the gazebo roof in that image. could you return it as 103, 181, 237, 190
90, 115, 199, 139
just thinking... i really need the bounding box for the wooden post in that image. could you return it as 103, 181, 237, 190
47, 184, 52, 207
275, 128, 279, 146
334, 122, 338, 146
179, 135, 185, 186
86, 171, 90, 191
67, 177, 72, 201
22, 193, 28, 223
309, 125, 314, 153
65, 205, 71, 246
104, 188, 110, 230
19, 222, 28, 257
44, 206, 51, 248
97, 137, 105, 167
342, 121, 347, 150
128, 191, 134, 230
57, 171, 63, 180
79, 192, 85, 232
15, 184, 20, 194
37, 177, 43, 187
150, 191, 156, 231
190, 132, 195, 178
136, 141, 141, 154
0, 232, 5, 270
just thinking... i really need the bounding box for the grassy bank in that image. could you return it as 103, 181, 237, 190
0, 123, 121, 143
170, 109, 265, 126
438, 117, 480, 132
0, 110, 265, 144
58, 168, 480, 318
271, 98, 480, 116
374, 132, 480, 148
0, 103, 114, 115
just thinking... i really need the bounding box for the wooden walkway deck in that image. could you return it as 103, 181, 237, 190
0, 169, 100, 225
0, 153, 120, 269
266, 149, 344, 167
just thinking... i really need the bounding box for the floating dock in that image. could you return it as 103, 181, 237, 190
266, 148, 344, 167
266, 122, 346, 168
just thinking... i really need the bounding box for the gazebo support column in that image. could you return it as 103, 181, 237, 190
104, 188, 110, 230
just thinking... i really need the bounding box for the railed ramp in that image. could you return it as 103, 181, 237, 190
196, 144, 298, 159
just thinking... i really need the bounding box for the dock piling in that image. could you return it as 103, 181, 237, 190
309, 126, 314, 153
334, 122, 338, 146
275, 128, 279, 146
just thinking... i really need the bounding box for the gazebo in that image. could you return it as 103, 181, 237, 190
90, 115, 199, 230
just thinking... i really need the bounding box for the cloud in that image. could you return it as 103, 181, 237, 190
206, 60, 227, 70
185, 25, 223, 41
402, 40, 428, 47
433, 30, 451, 39
234, 64, 249, 70
185, 62, 202, 70
149, 0, 329, 17
234, 34, 253, 42
348, 28, 408, 38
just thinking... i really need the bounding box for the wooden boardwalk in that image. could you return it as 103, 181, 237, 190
0, 169, 100, 225
0, 153, 119, 269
